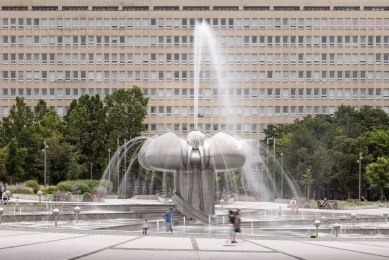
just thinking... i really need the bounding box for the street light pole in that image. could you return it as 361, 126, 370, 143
281, 152, 283, 199
266, 138, 269, 188
108, 149, 111, 194
43, 141, 48, 193
358, 152, 363, 202
273, 138, 276, 200
124, 139, 127, 193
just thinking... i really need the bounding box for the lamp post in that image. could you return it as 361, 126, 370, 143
266, 138, 269, 188
108, 149, 111, 194
281, 152, 283, 199
273, 138, 276, 200
90, 162, 93, 180
43, 141, 49, 192
357, 152, 363, 203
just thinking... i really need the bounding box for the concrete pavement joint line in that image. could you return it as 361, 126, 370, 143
346, 241, 389, 248
69, 236, 143, 260
0, 232, 43, 237
111, 248, 277, 253
300, 241, 389, 258
247, 240, 305, 260
191, 237, 199, 250
0, 234, 91, 251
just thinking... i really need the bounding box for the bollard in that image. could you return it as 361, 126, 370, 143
333, 223, 340, 237
384, 212, 388, 224
0, 208, 3, 224
74, 207, 81, 223
351, 213, 356, 228
37, 191, 43, 203
314, 220, 321, 236
52, 209, 59, 227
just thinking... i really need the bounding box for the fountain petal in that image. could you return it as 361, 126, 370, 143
142, 132, 184, 171
208, 132, 246, 171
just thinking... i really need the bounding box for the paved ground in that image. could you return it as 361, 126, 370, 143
0, 227, 388, 260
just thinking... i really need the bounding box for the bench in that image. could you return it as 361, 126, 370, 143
52, 191, 70, 201
346, 199, 360, 204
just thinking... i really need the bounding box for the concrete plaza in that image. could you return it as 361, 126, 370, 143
0, 227, 388, 260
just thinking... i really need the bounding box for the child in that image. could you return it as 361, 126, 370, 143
142, 218, 148, 235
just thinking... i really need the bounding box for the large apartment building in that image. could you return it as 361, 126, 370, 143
1, 0, 389, 141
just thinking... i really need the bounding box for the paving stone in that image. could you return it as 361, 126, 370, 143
116, 236, 193, 250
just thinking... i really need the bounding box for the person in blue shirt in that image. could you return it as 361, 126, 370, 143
163, 208, 174, 233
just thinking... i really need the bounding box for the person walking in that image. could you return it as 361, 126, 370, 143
142, 219, 148, 235
163, 208, 174, 233
231, 209, 244, 243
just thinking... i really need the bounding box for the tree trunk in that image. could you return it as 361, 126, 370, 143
347, 190, 351, 199
307, 186, 310, 200
381, 188, 384, 201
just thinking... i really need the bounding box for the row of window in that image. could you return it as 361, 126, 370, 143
1, 105, 68, 117
1, 86, 387, 101
1, 5, 388, 12
3, 17, 389, 30
147, 105, 389, 118
1, 105, 387, 122
0, 87, 113, 100
143, 88, 389, 100
4, 52, 389, 65
3, 70, 389, 82
3, 35, 389, 48
143, 106, 389, 135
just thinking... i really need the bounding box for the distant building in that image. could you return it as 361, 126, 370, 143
1, 0, 388, 142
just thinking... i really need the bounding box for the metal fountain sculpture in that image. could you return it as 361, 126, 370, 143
138, 131, 246, 223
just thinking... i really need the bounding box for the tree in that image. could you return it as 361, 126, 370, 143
364, 129, 389, 161
67, 154, 81, 180
104, 87, 148, 143
34, 99, 50, 124
366, 157, 389, 201
331, 135, 371, 199
0, 97, 34, 144
300, 166, 314, 199
64, 94, 107, 179
4, 138, 27, 183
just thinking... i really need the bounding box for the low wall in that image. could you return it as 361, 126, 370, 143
219, 198, 234, 205
157, 196, 174, 204
131, 195, 158, 200
12, 194, 51, 201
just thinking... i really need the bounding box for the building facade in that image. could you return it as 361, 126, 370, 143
1, 0, 389, 141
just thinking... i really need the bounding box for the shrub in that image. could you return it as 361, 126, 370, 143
45, 186, 57, 194
56, 180, 112, 195
7, 183, 32, 193
70, 183, 91, 194
24, 180, 40, 193
56, 182, 72, 192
